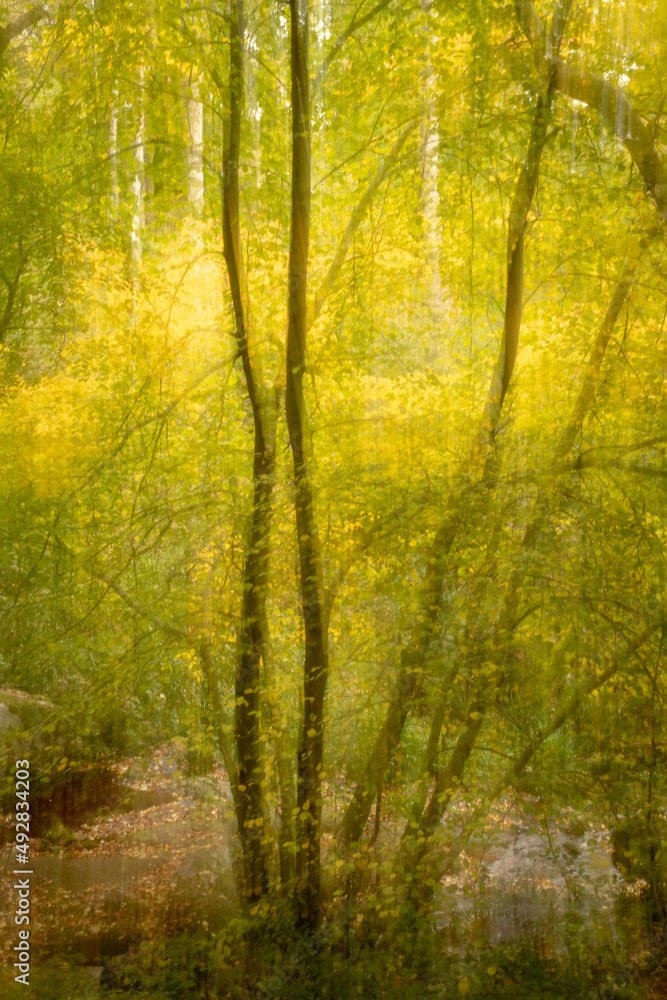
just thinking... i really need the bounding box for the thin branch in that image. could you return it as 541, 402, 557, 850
314, 0, 395, 92
430, 621, 660, 888
308, 119, 417, 329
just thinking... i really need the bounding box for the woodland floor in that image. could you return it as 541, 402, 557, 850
0, 745, 665, 997
0, 745, 238, 976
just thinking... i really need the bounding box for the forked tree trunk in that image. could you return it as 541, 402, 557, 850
222, 0, 273, 903
216, 2, 416, 902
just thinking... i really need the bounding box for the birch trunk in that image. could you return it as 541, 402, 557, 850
185, 79, 204, 218
129, 76, 145, 270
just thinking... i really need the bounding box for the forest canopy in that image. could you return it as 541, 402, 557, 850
0, 0, 666, 995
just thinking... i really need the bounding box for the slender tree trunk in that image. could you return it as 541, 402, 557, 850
222, 0, 274, 902
419, 0, 444, 325
555, 260, 638, 458
0, 260, 24, 345
285, 0, 329, 929
401, 511, 507, 837
234, 437, 274, 901
397, 251, 641, 899
109, 86, 119, 218
308, 121, 414, 330
129, 76, 145, 270
185, 78, 204, 218
258, 609, 297, 888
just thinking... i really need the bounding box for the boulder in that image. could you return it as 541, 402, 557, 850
0, 703, 19, 731
0, 688, 53, 728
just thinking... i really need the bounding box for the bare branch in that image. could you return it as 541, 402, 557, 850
308, 119, 416, 330
314, 0, 395, 93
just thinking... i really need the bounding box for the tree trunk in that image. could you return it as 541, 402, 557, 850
185, 78, 204, 218
340, 77, 556, 851
516, 0, 667, 219
109, 87, 119, 217
0, 7, 46, 59
399, 252, 641, 900
222, 0, 274, 902
285, 0, 329, 929
419, 0, 444, 325
129, 74, 146, 277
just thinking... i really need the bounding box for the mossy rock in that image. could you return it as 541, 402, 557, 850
0, 688, 53, 729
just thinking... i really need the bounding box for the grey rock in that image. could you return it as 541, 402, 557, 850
0, 703, 19, 731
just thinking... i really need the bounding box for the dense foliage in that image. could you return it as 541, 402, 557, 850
0, 0, 666, 994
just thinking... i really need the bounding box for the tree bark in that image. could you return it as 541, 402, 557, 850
185, 78, 204, 218
285, 0, 329, 929
222, 0, 274, 902
0, 7, 46, 59
214, 5, 417, 899
0, 259, 24, 345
